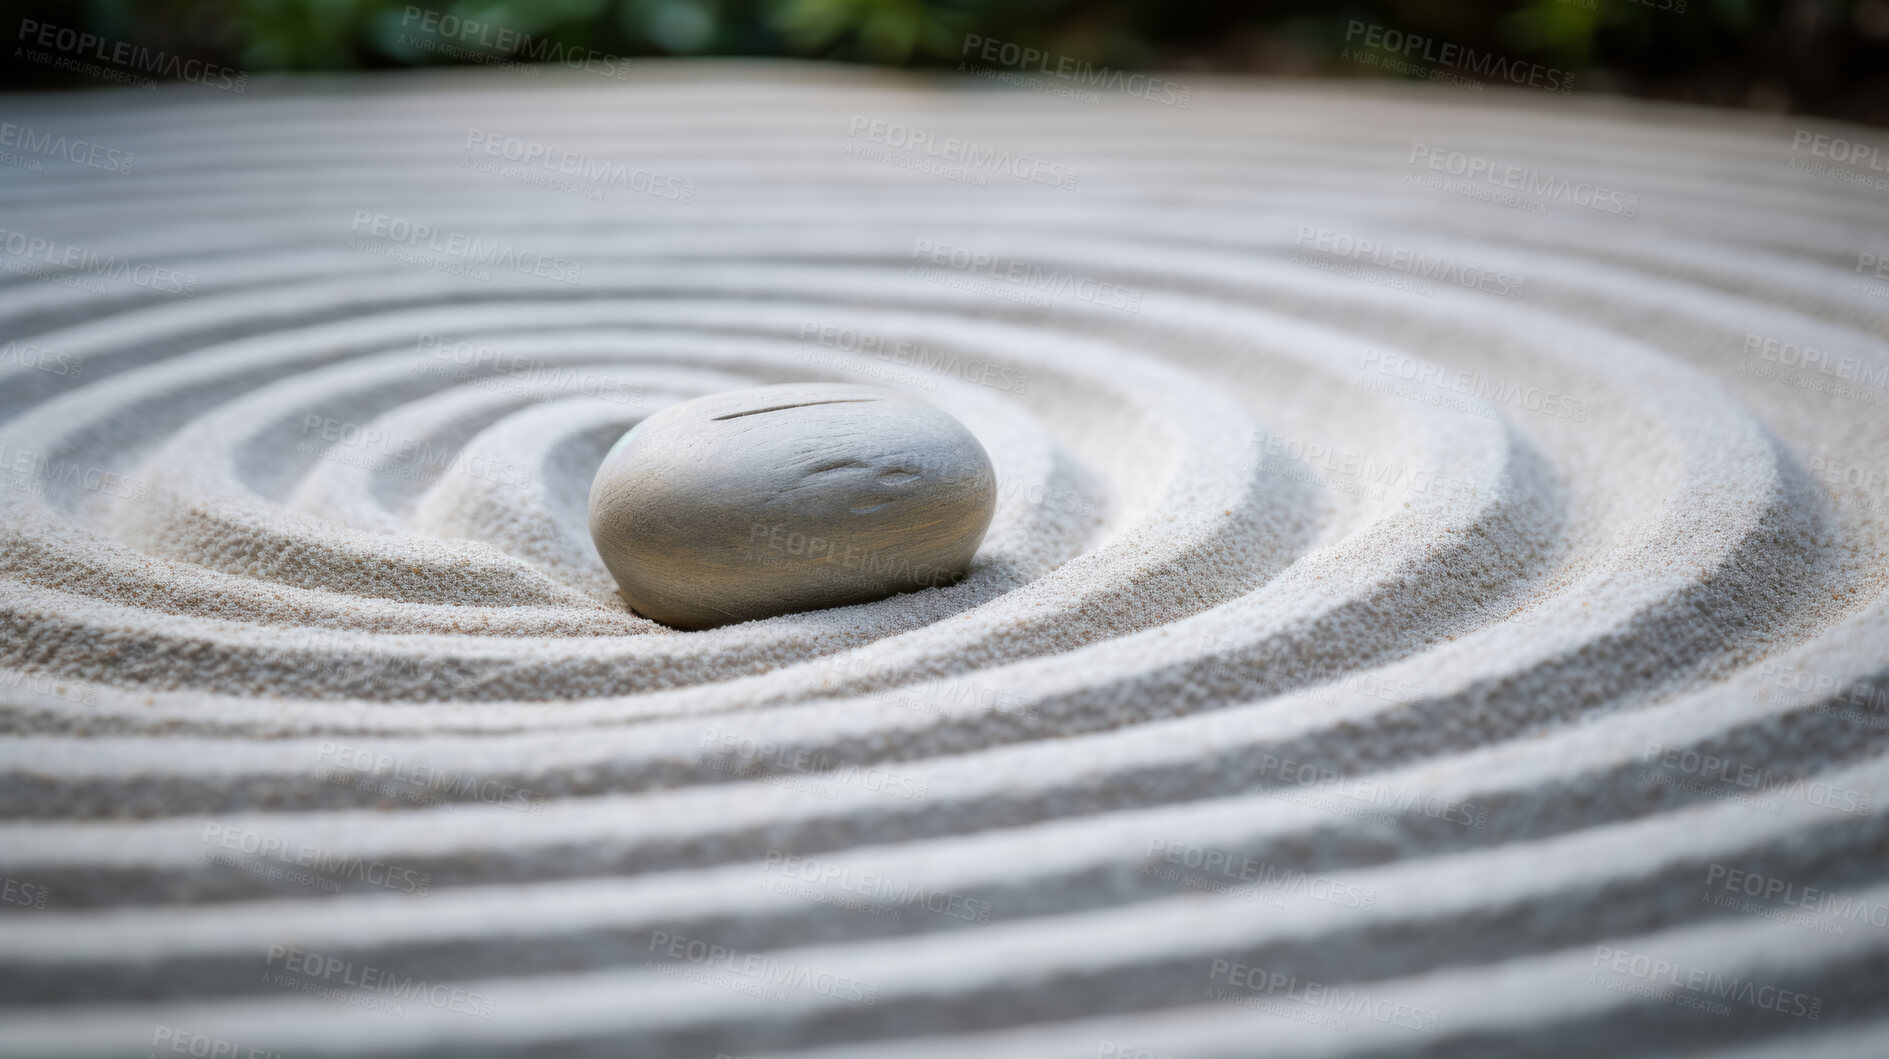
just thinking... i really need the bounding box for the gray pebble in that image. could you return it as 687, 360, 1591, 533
589, 383, 997, 629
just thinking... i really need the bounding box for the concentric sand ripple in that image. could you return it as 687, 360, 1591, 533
2, 64, 1887, 1058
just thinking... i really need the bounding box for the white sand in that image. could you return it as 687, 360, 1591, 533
0, 64, 1887, 1057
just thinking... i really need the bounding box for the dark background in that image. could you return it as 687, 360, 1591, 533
5, 0, 1887, 126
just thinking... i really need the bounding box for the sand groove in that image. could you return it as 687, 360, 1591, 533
1, 67, 1886, 1057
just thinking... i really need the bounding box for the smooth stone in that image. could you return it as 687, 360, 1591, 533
589, 383, 997, 629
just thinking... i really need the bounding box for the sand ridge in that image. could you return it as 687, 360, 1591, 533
0, 65, 1887, 1057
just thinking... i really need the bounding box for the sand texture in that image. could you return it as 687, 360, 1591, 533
1, 64, 1888, 1057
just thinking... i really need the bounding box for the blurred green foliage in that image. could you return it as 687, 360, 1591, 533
4, 0, 1885, 123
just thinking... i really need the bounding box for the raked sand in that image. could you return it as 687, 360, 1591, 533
1, 62, 1888, 1057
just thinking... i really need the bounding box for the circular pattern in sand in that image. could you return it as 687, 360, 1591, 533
1, 66, 1887, 1058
